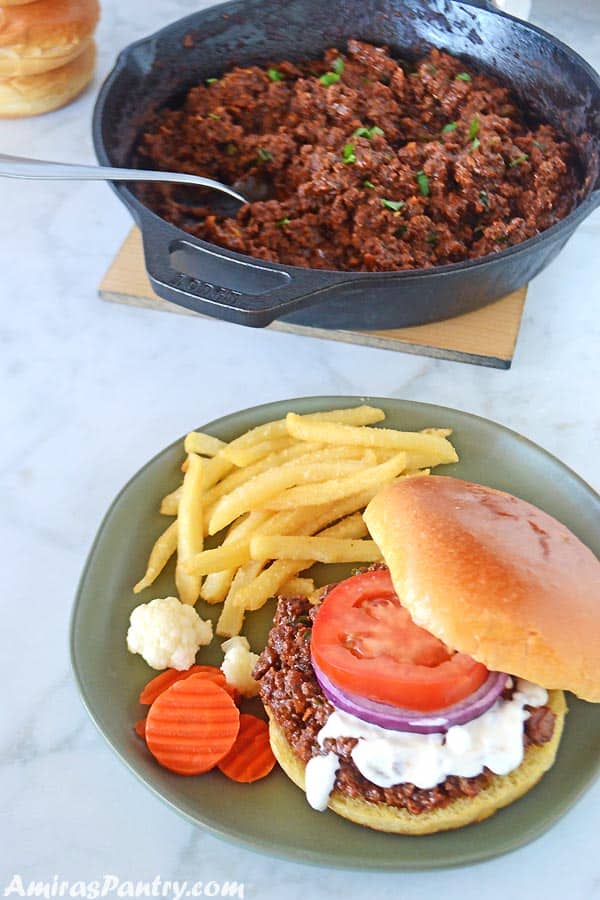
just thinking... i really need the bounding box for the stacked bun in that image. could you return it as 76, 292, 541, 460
0, 0, 99, 116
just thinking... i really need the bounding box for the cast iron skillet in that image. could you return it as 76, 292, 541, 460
93, 0, 600, 329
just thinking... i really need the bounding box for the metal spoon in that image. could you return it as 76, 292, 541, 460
0, 152, 249, 204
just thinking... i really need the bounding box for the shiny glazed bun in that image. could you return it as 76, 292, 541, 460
266, 692, 566, 834
364, 476, 600, 702
0, 0, 99, 77
0, 39, 95, 117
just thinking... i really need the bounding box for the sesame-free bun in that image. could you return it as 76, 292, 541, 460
364, 476, 600, 703
0, 39, 95, 116
0, 0, 99, 77
267, 691, 566, 834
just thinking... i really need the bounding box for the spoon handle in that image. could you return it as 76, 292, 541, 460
0, 153, 246, 203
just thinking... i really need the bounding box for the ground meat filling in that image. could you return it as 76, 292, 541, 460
254, 595, 556, 815
135, 41, 581, 272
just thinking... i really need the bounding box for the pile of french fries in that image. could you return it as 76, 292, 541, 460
133, 405, 458, 638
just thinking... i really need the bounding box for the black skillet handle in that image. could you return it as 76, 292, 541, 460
141, 220, 351, 328
459, 0, 497, 10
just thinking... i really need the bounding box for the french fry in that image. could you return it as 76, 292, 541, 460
226, 436, 295, 467
184, 431, 228, 457
203, 454, 237, 489
183, 540, 251, 576
286, 413, 458, 464
279, 577, 315, 597
250, 535, 381, 564
160, 485, 181, 516
175, 453, 205, 606
237, 512, 369, 614
203, 443, 323, 506
160, 452, 237, 516
199, 510, 272, 604
133, 520, 178, 593
221, 405, 385, 465
216, 560, 265, 636
264, 452, 408, 510
208, 456, 376, 535
421, 427, 453, 438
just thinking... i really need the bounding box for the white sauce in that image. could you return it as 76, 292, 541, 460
305, 679, 547, 808
305, 752, 340, 810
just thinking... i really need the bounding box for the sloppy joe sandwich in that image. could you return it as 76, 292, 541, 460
254, 476, 600, 833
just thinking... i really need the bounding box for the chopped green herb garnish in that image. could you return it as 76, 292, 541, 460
508, 153, 529, 167
468, 116, 479, 140
257, 148, 272, 162
455, 72, 472, 82
276, 217, 290, 227
296, 614, 312, 626
205, 77, 218, 85
479, 190, 489, 208
533, 140, 547, 151
381, 198, 405, 211
471, 137, 481, 151
353, 125, 384, 140
208, 113, 221, 120
416, 170, 430, 197
320, 71, 341, 86
426, 63, 437, 75
303, 629, 312, 641
441, 122, 458, 134
331, 57, 345, 75
342, 142, 357, 164
363, 179, 376, 189
225, 143, 238, 156
267, 67, 284, 82
426, 230, 440, 244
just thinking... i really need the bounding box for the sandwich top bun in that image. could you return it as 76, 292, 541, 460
0, 39, 95, 117
364, 476, 600, 703
0, 0, 99, 77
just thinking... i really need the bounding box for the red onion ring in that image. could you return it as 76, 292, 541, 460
311, 657, 508, 734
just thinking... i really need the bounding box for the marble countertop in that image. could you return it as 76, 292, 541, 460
2, 0, 599, 896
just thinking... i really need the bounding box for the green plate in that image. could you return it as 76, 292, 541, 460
71, 396, 600, 870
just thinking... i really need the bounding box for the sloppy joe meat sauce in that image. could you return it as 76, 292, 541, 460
135, 41, 580, 272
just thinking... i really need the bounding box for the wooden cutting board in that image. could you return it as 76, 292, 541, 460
99, 227, 528, 369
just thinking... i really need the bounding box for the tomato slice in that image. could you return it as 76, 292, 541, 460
310, 569, 488, 712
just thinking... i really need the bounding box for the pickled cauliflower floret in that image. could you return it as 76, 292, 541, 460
220, 636, 260, 697
126, 596, 213, 670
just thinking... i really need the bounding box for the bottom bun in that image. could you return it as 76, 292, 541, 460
0, 41, 95, 117
266, 689, 567, 834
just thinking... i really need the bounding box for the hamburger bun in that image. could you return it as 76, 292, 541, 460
364, 476, 600, 703
0, 2, 39, 7
0, 0, 99, 77
266, 690, 567, 834
0, 39, 95, 117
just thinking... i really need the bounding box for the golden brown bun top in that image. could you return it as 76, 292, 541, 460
0, 0, 99, 50
364, 476, 600, 702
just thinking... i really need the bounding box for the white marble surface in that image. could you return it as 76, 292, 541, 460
1, 0, 599, 896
